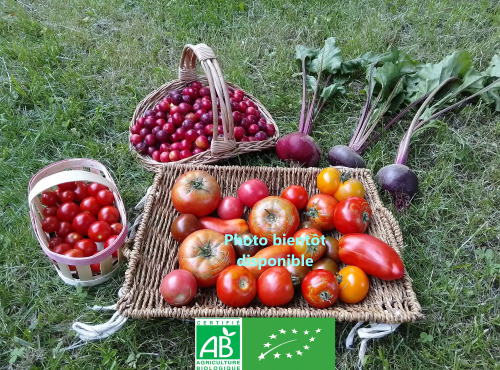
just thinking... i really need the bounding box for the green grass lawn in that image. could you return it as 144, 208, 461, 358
1, 0, 499, 368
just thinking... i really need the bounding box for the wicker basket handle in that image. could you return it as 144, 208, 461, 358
179, 43, 236, 155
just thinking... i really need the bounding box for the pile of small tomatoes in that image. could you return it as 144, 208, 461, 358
160, 168, 404, 309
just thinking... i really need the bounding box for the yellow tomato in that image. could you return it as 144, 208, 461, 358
334, 178, 365, 201
338, 265, 369, 304
316, 167, 341, 196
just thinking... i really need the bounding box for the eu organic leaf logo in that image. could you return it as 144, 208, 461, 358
223, 327, 236, 337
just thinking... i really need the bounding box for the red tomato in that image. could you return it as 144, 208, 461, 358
98, 206, 120, 224
216, 266, 256, 307
74, 239, 98, 257
171, 214, 201, 243
58, 182, 76, 191
80, 197, 102, 216
41, 190, 58, 206
333, 196, 372, 234
48, 236, 64, 249
42, 216, 60, 233
88, 182, 108, 196
73, 182, 89, 202
65, 232, 83, 246
96, 190, 115, 206
62, 248, 85, 270
110, 222, 123, 235
56, 221, 73, 238
72, 212, 97, 235
339, 234, 404, 281
52, 243, 72, 254
281, 185, 308, 210
291, 228, 326, 263
199, 217, 249, 235
56, 202, 81, 222
171, 170, 221, 217
42, 206, 58, 217
59, 190, 76, 203
301, 269, 339, 308
217, 196, 244, 220
160, 269, 198, 307
305, 194, 338, 231
257, 267, 294, 307
90, 262, 101, 273
87, 221, 112, 242
104, 235, 119, 258
53, 188, 63, 203
237, 179, 269, 208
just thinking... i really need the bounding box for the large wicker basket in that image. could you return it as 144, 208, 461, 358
117, 164, 422, 323
129, 43, 279, 172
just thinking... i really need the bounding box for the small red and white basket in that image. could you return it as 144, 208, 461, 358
28, 159, 127, 287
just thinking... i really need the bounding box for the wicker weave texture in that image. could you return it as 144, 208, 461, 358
118, 164, 422, 323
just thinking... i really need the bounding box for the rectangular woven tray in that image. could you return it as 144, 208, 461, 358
118, 164, 422, 323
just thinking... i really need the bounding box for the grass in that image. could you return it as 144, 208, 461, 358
0, 0, 499, 368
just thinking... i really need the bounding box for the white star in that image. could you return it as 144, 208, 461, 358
286, 353, 292, 358
316, 328, 321, 333
274, 352, 280, 359
292, 329, 297, 334
310, 337, 315, 342
304, 330, 309, 335
304, 345, 309, 350
279, 329, 286, 334
264, 342, 271, 348
270, 334, 276, 339
296, 350, 303, 356
258, 353, 265, 361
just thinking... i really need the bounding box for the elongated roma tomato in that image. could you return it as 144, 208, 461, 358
338, 234, 404, 281
246, 244, 292, 279
199, 217, 249, 235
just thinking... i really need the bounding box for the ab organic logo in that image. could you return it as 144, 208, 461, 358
195, 317, 335, 369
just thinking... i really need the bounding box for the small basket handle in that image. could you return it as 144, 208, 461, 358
178, 43, 236, 155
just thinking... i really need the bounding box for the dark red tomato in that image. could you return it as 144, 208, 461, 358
74, 239, 98, 257
65, 232, 83, 246
63, 248, 85, 270
56, 202, 81, 222
52, 243, 72, 254
110, 222, 123, 235
58, 182, 76, 191
56, 221, 73, 237
48, 236, 64, 249
104, 235, 119, 258
216, 266, 256, 307
339, 234, 404, 281
301, 269, 339, 308
217, 196, 244, 220
73, 182, 89, 202
42, 206, 58, 217
53, 188, 63, 203
96, 190, 115, 206
98, 206, 120, 224
237, 179, 269, 208
257, 266, 294, 307
160, 269, 198, 307
170, 214, 201, 243
80, 197, 102, 216
59, 190, 76, 203
72, 212, 97, 235
88, 182, 108, 197
281, 185, 308, 211
333, 196, 372, 234
41, 190, 58, 206
88, 221, 112, 242
42, 216, 60, 233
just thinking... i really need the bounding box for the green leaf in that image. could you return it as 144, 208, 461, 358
307, 37, 343, 74
305, 75, 317, 92
487, 54, 500, 77
320, 82, 346, 100
340, 51, 378, 74
295, 45, 320, 63
9, 347, 24, 364
373, 62, 401, 93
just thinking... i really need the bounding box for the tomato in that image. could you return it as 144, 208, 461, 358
96, 189, 115, 206
171, 214, 201, 243
301, 269, 339, 308
56, 221, 73, 238
98, 206, 120, 224
41, 190, 58, 206
74, 239, 98, 257
286, 264, 311, 286
58, 182, 76, 191
291, 228, 325, 263
217, 196, 244, 220
338, 265, 369, 304
299, 219, 322, 231
110, 222, 123, 235
160, 269, 198, 307
334, 196, 372, 234
52, 243, 72, 254
72, 212, 97, 235
324, 236, 340, 263
247, 244, 292, 279
334, 176, 365, 201
171, 170, 221, 217
88, 221, 112, 242
56, 202, 80, 222
80, 196, 102, 216
59, 190, 76, 203
48, 236, 64, 249
104, 235, 119, 258
42, 206, 58, 218
200, 217, 249, 235
237, 179, 269, 208
317, 167, 341, 196
90, 262, 101, 273
42, 216, 60, 233
217, 265, 257, 307
248, 196, 300, 245
88, 182, 108, 197
73, 182, 89, 202
178, 229, 235, 287
281, 185, 308, 210
257, 266, 294, 306
63, 248, 85, 270
53, 187, 63, 203
232, 233, 259, 259
305, 194, 338, 231
312, 258, 339, 274
339, 234, 404, 281
65, 232, 83, 246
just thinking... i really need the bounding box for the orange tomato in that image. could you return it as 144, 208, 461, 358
316, 167, 341, 196
334, 175, 365, 201
291, 228, 325, 263
338, 265, 369, 304
305, 194, 338, 231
